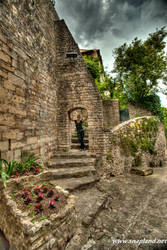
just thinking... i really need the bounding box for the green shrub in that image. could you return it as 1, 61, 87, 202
0, 152, 41, 187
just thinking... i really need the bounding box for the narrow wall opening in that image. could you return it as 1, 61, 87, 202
68, 108, 89, 151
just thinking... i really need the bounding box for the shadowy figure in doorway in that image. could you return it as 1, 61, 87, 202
69, 113, 88, 151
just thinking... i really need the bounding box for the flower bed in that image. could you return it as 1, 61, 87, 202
12, 167, 41, 178
0, 178, 76, 250
12, 184, 67, 222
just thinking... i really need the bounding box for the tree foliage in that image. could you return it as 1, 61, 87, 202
83, 28, 167, 118
83, 56, 103, 81
162, 107, 167, 137
113, 27, 167, 102
113, 27, 167, 116
83, 55, 117, 99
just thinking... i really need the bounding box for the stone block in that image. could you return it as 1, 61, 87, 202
0, 104, 8, 113
11, 141, 25, 150
11, 95, 26, 104
12, 59, 17, 68
16, 132, 24, 140
8, 73, 26, 88
16, 87, 25, 96
2, 44, 9, 54
9, 107, 26, 117
0, 69, 7, 78
27, 137, 38, 145
0, 113, 15, 126
0, 140, 9, 151
0, 51, 11, 63
14, 149, 21, 159
14, 70, 26, 80
4, 81, 16, 91
0, 61, 14, 72
131, 168, 153, 176
2, 131, 17, 140
5, 150, 14, 161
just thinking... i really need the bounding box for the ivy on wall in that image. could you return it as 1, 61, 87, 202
107, 117, 159, 167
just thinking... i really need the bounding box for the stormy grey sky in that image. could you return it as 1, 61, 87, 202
55, 0, 167, 106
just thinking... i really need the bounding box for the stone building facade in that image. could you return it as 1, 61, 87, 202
0, 0, 104, 162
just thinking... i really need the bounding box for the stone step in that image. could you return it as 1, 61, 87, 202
43, 166, 96, 180
48, 158, 96, 168
72, 134, 88, 138
72, 138, 89, 143
54, 151, 96, 159
50, 176, 99, 191
72, 133, 88, 138
71, 143, 89, 150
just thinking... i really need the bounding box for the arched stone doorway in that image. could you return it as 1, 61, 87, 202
68, 107, 89, 151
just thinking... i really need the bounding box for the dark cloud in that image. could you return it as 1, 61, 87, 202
55, 0, 167, 68
56, 0, 167, 42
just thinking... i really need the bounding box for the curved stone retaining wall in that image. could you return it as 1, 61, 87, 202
103, 116, 166, 177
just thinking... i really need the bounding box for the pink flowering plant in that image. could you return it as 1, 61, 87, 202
34, 185, 41, 194
42, 185, 48, 193
24, 195, 32, 205
37, 192, 44, 202
22, 190, 30, 199
55, 194, 59, 201
35, 203, 42, 213
33, 168, 40, 175
49, 200, 56, 209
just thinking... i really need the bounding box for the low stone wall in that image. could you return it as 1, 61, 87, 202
128, 104, 152, 119
0, 175, 77, 250
103, 116, 166, 177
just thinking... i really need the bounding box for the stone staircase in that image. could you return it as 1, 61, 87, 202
47, 150, 98, 191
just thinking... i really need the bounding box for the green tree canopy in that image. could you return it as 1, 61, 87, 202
162, 107, 167, 137
83, 55, 117, 100
113, 27, 167, 104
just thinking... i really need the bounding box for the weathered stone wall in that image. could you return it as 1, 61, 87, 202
128, 104, 152, 119
0, 0, 105, 160
55, 20, 104, 153
103, 100, 120, 128
0, 0, 60, 161
103, 117, 166, 177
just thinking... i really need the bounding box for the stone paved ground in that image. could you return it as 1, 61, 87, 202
80, 165, 167, 250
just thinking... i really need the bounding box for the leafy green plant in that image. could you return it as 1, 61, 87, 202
10, 193, 16, 200
134, 154, 142, 167
20, 152, 41, 171
0, 153, 14, 187
0, 152, 42, 187
107, 152, 112, 160
38, 216, 47, 222
162, 107, 167, 138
